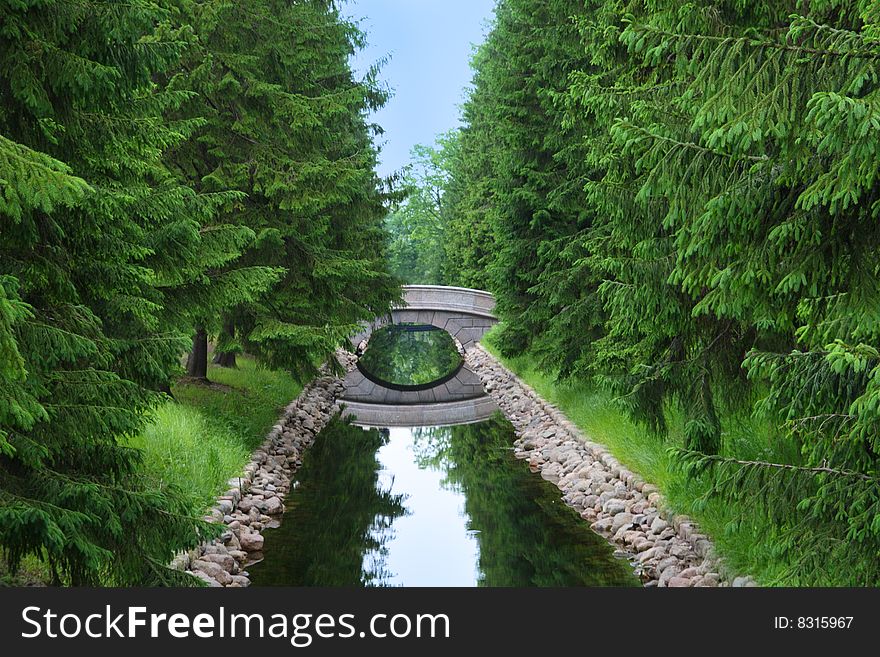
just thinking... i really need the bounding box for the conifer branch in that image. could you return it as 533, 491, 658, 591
678, 450, 880, 482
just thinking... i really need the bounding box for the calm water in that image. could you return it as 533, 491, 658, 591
248, 414, 639, 587
357, 324, 462, 387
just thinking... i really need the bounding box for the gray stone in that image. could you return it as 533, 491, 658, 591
656, 556, 679, 573
667, 576, 692, 588
603, 499, 627, 516
650, 517, 669, 534
228, 550, 249, 563
694, 538, 713, 558
192, 560, 232, 586
225, 532, 241, 551
638, 547, 663, 563
188, 570, 222, 588
204, 509, 223, 523
199, 553, 236, 573
678, 522, 694, 541
633, 538, 653, 552
239, 531, 265, 552
610, 512, 634, 533
669, 542, 692, 559
658, 566, 682, 587
262, 496, 284, 515
591, 517, 615, 533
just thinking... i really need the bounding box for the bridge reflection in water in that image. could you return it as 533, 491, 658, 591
341, 285, 499, 428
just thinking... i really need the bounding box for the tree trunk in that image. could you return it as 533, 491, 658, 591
157, 381, 175, 400
212, 317, 237, 368
213, 350, 236, 368
186, 326, 208, 380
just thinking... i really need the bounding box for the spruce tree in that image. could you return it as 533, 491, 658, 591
442, 0, 880, 583
167, 0, 397, 379
615, 0, 880, 581
445, 0, 596, 355
0, 0, 215, 584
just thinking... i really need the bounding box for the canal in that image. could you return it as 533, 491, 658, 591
247, 324, 639, 587
247, 413, 639, 587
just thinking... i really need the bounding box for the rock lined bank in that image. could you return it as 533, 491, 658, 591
170, 367, 344, 587
466, 344, 757, 588
173, 344, 756, 588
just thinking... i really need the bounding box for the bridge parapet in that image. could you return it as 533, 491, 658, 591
342, 286, 499, 427
399, 285, 496, 318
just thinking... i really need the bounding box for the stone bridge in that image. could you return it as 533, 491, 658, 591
342, 285, 500, 427
350, 285, 498, 349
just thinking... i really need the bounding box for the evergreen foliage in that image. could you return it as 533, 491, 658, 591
385, 137, 455, 285
412, 416, 640, 586
408, 0, 880, 583
166, 0, 398, 378
1, 0, 396, 584
447, 0, 594, 355
247, 415, 406, 586
0, 0, 218, 585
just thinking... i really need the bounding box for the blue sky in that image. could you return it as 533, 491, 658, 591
344, 0, 496, 179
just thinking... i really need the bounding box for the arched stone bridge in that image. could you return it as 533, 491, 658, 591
342, 285, 500, 427
350, 285, 498, 349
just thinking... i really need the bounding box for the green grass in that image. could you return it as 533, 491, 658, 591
174, 356, 303, 451
3, 355, 302, 586
126, 355, 302, 516
481, 329, 806, 585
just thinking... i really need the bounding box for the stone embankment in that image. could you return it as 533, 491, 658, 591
174, 345, 755, 588
170, 366, 344, 587
466, 344, 757, 588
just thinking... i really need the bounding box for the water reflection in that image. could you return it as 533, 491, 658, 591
357, 324, 462, 388
249, 414, 639, 587
247, 416, 406, 586
411, 415, 639, 586
361, 426, 481, 585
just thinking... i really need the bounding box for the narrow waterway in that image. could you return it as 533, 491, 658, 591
248, 413, 639, 587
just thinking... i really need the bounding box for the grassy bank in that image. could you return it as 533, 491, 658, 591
481, 330, 850, 586
2, 356, 302, 585
126, 356, 303, 516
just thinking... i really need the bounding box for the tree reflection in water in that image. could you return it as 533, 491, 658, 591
248, 416, 407, 586
358, 324, 462, 387
412, 414, 640, 587
250, 414, 639, 587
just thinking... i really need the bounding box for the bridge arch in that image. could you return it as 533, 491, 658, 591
351, 285, 498, 349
